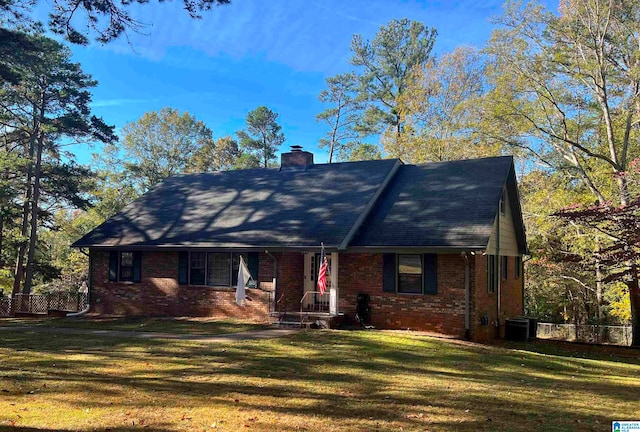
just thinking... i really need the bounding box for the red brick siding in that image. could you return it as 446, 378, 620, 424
500, 256, 525, 325
90, 251, 270, 321
267, 252, 304, 313
338, 253, 467, 337
470, 254, 498, 343
469, 255, 524, 342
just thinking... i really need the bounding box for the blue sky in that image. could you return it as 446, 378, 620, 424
52, 0, 558, 165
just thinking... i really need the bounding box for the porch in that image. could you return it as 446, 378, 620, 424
270, 289, 341, 328
269, 250, 342, 328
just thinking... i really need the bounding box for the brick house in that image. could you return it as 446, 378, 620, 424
73, 148, 527, 341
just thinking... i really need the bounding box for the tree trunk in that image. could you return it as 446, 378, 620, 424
12, 162, 32, 296
22, 131, 44, 294
595, 244, 604, 322
627, 266, 640, 347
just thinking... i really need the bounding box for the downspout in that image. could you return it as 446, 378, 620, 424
462, 252, 470, 340
67, 248, 91, 317
496, 199, 501, 337
265, 250, 278, 312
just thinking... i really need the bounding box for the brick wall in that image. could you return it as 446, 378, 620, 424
338, 253, 467, 337
90, 249, 524, 341
469, 255, 524, 342
500, 256, 525, 335
470, 254, 498, 343
90, 251, 270, 321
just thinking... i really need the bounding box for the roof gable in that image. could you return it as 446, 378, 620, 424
350, 156, 521, 249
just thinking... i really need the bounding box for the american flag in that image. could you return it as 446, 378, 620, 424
317, 244, 328, 295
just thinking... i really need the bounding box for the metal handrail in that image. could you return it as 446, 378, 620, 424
300, 290, 330, 311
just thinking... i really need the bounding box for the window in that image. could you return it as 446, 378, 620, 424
190, 252, 206, 285
501, 256, 508, 280
119, 252, 134, 281
187, 252, 252, 287
487, 255, 497, 293
515, 256, 522, 279
108, 251, 141, 283
398, 254, 423, 294
500, 192, 506, 215
208, 253, 231, 286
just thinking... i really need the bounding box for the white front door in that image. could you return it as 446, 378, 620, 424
303, 252, 316, 310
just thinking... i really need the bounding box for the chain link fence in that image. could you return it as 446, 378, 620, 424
537, 322, 632, 346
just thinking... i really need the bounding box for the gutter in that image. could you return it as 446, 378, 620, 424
338, 159, 403, 250
496, 200, 501, 336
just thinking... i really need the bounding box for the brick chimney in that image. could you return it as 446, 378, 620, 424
280, 145, 314, 170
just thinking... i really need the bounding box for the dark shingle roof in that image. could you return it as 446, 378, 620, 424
74, 156, 525, 251
73, 159, 400, 249
350, 156, 516, 248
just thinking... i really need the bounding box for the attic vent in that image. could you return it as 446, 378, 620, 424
281, 145, 314, 170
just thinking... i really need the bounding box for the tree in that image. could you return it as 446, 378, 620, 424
483, 0, 640, 206
343, 143, 382, 162
555, 193, 640, 346
482, 0, 640, 344
388, 46, 498, 163
1, 0, 231, 45
316, 73, 364, 163
236, 106, 285, 168
0, 32, 115, 295
105, 107, 219, 193
350, 18, 437, 141
190, 135, 241, 173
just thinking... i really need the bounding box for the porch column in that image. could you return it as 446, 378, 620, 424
330, 252, 338, 315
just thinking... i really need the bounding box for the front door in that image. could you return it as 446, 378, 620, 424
303, 252, 316, 310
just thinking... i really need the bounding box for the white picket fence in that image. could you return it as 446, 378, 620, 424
537, 323, 633, 346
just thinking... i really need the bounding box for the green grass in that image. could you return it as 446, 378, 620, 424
0, 316, 271, 335
0, 329, 638, 431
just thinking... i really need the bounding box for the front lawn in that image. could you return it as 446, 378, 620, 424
0, 330, 638, 431
0, 316, 270, 335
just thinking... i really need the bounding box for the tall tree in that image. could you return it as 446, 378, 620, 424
316, 73, 364, 163
105, 107, 220, 193
350, 18, 437, 141
387, 46, 497, 163
482, 0, 640, 344
0, 32, 115, 295
190, 135, 241, 173
236, 106, 285, 168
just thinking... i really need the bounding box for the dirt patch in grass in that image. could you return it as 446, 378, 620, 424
0, 330, 638, 431
0, 316, 271, 335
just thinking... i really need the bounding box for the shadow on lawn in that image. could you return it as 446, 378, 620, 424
1, 330, 638, 431
0, 427, 175, 432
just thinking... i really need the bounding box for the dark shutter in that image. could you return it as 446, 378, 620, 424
248, 252, 259, 282
423, 253, 437, 294
108, 251, 118, 281
132, 252, 142, 283
382, 253, 396, 293
178, 252, 188, 285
